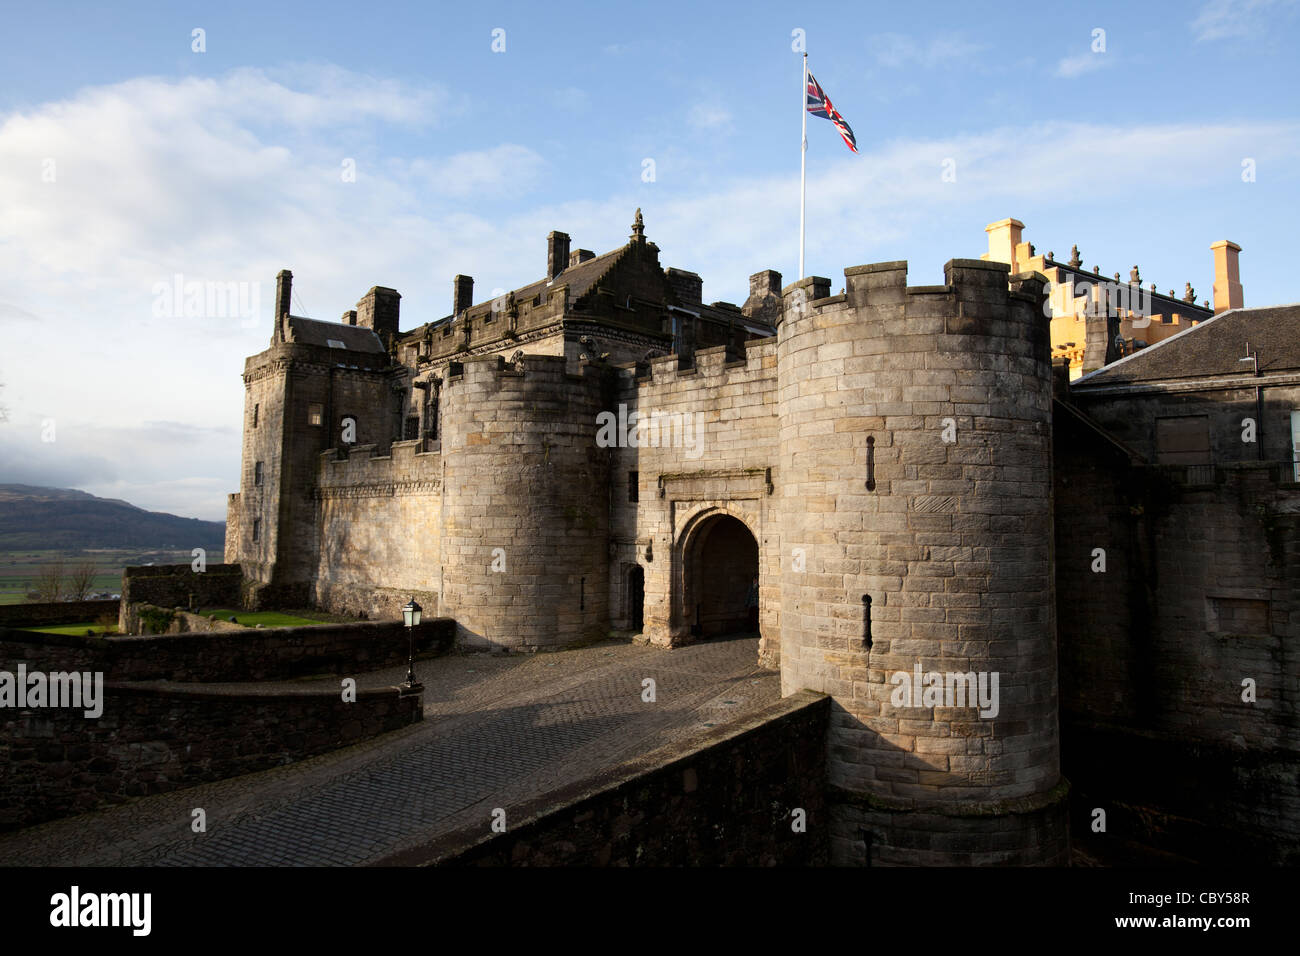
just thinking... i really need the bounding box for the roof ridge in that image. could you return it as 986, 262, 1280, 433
569, 242, 634, 308
1073, 308, 1226, 384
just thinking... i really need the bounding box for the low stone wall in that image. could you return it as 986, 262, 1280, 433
379, 690, 830, 866
0, 618, 456, 683
0, 600, 120, 629
0, 681, 422, 832
120, 602, 248, 636
119, 563, 243, 625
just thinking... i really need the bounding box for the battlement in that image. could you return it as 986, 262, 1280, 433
776, 259, 1051, 353
617, 337, 777, 398
318, 438, 441, 493
441, 351, 608, 388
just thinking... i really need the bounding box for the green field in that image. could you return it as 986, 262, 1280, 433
201, 609, 331, 628
0, 549, 194, 605
24, 621, 120, 636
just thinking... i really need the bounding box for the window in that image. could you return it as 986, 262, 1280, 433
1207, 596, 1271, 636
308, 402, 323, 427
1155, 416, 1210, 465
425, 382, 440, 441
252, 403, 259, 428
1291, 411, 1300, 482
254, 461, 264, 486
628, 470, 639, 502
252, 518, 261, 542
404, 416, 419, 441
326, 339, 346, 349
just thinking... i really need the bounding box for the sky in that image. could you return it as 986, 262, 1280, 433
1, 0, 1298, 521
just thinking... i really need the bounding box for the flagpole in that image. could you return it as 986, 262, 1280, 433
799, 51, 807, 280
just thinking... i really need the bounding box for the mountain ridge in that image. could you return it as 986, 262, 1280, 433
0, 484, 226, 551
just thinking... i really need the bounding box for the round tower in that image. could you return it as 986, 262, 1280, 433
439, 353, 612, 650
776, 259, 1068, 865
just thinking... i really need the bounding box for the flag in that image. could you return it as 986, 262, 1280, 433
806, 72, 857, 153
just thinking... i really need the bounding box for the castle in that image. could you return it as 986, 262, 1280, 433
226, 211, 1299, 865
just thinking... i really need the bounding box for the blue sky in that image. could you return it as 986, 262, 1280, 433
1, 0, 1298, 520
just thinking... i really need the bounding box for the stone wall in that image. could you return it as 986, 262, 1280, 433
1055, 391, 1299, 863
314, 438, 443, 621
0, 681, 422, 832
119, 564, 243, 630
119, 603, 252, 635
0, 600, 120, 629
1, 618, 455, 683
383, 690, 829, 866
1075, 383, 1300, 467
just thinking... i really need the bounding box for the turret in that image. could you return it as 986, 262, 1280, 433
776, 257, 1067, 865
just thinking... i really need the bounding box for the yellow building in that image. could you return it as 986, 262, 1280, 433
980, 218, 1242, 379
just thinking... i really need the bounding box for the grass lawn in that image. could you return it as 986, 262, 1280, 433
25, 621, 119, 636
201, 609, 327, 628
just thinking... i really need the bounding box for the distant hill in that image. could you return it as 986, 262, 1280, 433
0, 485, 226, 551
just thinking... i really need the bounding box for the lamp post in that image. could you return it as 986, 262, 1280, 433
402, 597, 422, 690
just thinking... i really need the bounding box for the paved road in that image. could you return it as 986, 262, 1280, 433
1, 636, 778, 866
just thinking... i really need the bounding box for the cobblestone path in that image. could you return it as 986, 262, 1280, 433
1, 636, 778, 866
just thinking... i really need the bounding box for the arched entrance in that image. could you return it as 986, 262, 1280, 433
681, 513, 759, 638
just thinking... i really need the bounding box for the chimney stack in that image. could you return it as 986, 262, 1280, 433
1211, 240, 1243, 313
547, 231, 571, 280
983, 218, 1025, 274
569, 249, 594, 268
275, 269, 293, 319
665, 267, 703, 307
356, 286, 401, 339
274, 269, 292, 341
741, 269, 783, 326
453, 275, 474, 316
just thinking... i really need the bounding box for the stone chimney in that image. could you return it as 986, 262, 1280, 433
356, 286, 401, 339
569, 249, 594, 268
547, 231, 571, 280
453, 275, 474, 316
983, 218, 1025, 274
275, 269, 293, 319
742, 270, 783, 327
274, 269, 292, 342
341, 310, 357, 326
1211, 240, 1243, 313
665, 267, 703, 307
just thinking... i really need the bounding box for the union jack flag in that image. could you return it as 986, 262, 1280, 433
806, 72, 857, 153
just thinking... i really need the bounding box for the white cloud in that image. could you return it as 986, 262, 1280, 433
1056, 52, 1111, 78
1, 65, 1298, 520
687, 104, 732, 130
1192, 0, 1299, 41
867, 33, 985, 70
405, 144, 547, 198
